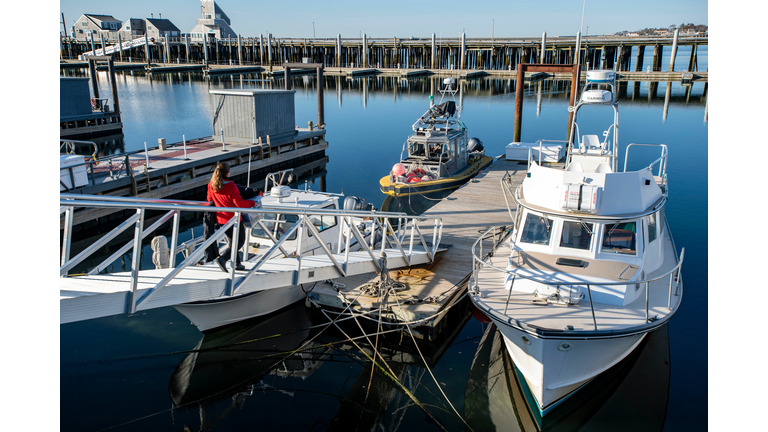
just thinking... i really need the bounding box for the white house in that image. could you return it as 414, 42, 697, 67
73, 14, 122, 41
189, 0, 237, 42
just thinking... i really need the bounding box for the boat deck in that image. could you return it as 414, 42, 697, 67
473, 229, 682, 333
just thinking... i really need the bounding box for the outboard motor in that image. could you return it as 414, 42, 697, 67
468, 137, 484, 153
343, 196, 374, 212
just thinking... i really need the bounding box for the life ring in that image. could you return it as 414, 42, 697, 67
411, 168, 427, 177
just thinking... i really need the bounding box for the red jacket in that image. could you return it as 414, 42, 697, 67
207, 180, 255, 224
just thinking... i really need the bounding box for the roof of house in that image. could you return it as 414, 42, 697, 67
214, 3, 231, 25
84, 14, 122, 23
145, 18, 181, 33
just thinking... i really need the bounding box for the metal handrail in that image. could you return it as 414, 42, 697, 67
512, 183, 667, 221
623, 143, 668, 179
59, 194, 439, 220
60, 194, 443, 315
60, 139, 98, 155
471, 226, 684, 329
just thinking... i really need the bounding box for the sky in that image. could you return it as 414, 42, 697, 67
58, 0, 708, 39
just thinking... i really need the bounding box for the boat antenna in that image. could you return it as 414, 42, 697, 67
438, 77, 460, 121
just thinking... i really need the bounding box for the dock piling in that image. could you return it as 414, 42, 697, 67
268, 34, 273, 70
669, 28, 679, 71
145, 36, 151, 65
238, 35, 243, 65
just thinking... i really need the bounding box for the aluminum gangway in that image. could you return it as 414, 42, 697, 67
60, 194, 444, 324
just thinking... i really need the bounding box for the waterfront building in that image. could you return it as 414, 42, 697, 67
189, 0, 237, 42
72, 14, 122, 41
119, 16, 182, 42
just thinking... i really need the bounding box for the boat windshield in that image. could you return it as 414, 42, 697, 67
601, 222, 637, 254
251, 213, 299, 241
560, 221, 593, 250
520, 213, 553, 245
408, 141, 426, 157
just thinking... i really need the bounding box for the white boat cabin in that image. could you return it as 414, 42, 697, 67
249, 187, 344, 258
507, 70, 671, 307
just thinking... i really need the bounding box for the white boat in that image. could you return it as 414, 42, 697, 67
173, 170, 375, 332
468, 70, 684, 414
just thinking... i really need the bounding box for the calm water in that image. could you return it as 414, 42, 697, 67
60, 68, 708, 431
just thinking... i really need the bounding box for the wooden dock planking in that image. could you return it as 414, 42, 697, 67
307, 157, 529, 338
63, 131, 328, 228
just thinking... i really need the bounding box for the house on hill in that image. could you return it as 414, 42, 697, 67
73, 14, 122, 41
189, 0, 237, 42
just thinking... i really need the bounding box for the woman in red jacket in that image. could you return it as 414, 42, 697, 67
207, 162, 256, 272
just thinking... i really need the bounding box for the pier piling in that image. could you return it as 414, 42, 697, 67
669, 28, 679, 71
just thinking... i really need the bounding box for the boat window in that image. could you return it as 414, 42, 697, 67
428, 143, 443, 159
560, 221, 593, 250
648, 213, 657, 243
520, 213, 553, 245
601, 222, 637, 254
409, 142, 425, 157
251, 213, 298, 241
307, 206, 337, 237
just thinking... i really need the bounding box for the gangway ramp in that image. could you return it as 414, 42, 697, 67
60, 194, 443, 324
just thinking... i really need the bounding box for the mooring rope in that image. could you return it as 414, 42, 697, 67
389, 285, 476, 432
317, 305, 450, 432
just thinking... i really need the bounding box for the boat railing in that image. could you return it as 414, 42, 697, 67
60, 194, 443, 315
623, 143, 668, 185
61, 139, 98, 156
470, 226, 684, 330
500, 171, 518, 222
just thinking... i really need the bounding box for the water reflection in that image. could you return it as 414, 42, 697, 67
464, 322, 670, 431
168, 302, 314, 407
164, 293, 475, 432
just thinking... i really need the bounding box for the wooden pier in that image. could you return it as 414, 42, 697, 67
306, 156, 527, 340
62, 130, 328, 232
61, 33, 708, 75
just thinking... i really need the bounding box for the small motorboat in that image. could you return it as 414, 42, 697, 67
379, 78, 494, 197
468, 70, 684, 414
173, 170, 376, 332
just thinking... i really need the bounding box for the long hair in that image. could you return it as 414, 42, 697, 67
211, 162, 230, 192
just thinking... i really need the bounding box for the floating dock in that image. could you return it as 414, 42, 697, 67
146, 64, 205, 74
307, 157, 528, 340
204, 65, 265, 76
399, 69, 433, 78
459, 70, 488, 79
346, 68, 379, 77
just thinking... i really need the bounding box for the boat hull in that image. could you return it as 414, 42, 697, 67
173, 285, 306, 332
380, 156, 494, 197
493, 320, 646, 412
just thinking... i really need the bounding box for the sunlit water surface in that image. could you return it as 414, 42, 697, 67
60, 65, 707, 432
